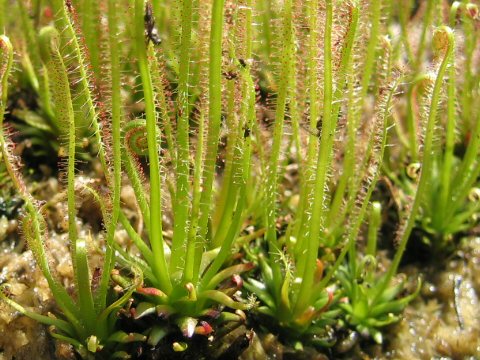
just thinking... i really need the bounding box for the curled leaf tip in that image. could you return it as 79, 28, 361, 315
38, 26, 61, 64
466, 4, 479, 19
432, 26, 454, 55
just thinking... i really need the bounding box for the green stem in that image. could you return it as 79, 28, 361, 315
374, 27, 454, 302
0, 35, 12, 127
201, 66, 256, 288
75, 238, 96, 332
437, 39, 456, 224
18, 0, 40, 91
0, 0, 5, 33
358, 0, 382, 107
398, 0, 414, 64
197, 0, 225, 259
258, 0, 272, 59
294, 0, 333, 315
2, 34, 82, 337
325, 1, 360, 226
366, 202, 382, 257
317, 76, 397, 297
82, 0, 101, 79
328, 1, 384, 241
38, 25, 79, 299
405, 75, 428, 162
170, 0, 193, 275
134, 0, 171, 294
97, 0, 123, 311
183, 108, 205, 282
150, 50, 177, 170
212, 80, 237, 234
264, 0, 293, 297
119, 213, 154, 265
40, 27, 99, 334
294, 0, 319, 260
415, 0, 436, 70
49, 0, 108, 175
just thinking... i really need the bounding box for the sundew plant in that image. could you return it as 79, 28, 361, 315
386, 1, 480, 252
0, 0, 479, 359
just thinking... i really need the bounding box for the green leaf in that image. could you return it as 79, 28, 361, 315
11, 109, 54, 133
133, 302, 157, 320
108, 331, 147, 343
147, 326, 168, 346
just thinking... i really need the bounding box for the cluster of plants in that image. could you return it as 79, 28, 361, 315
0, 0, 479, 358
